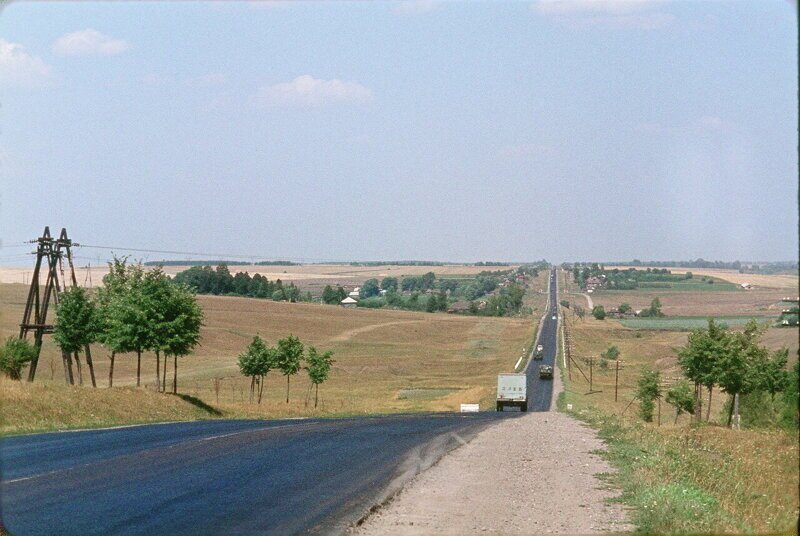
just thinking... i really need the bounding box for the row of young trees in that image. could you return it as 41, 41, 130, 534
237, 335, 333, 408
0, 259, 204, 395
634, 319, 795, 428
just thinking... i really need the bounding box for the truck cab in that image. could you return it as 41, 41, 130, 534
496, 373, 527, 412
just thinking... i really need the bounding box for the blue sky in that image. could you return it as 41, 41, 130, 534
1, 0, 797, 264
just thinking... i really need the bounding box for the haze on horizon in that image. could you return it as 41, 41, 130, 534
1, 1, 797, 265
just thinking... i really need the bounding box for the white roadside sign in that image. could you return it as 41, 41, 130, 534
460, 403, 480, 413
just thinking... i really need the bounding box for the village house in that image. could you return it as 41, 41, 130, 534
585, 276, 603, 292
340, 296, 358, 308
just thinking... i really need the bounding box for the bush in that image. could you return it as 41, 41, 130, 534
592, 305, 606, 320
0, 337, 37, 380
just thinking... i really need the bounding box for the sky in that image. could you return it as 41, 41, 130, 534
0, 0, 797, 265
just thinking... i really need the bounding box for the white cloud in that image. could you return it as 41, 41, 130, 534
256, 75, 372, 106
0, 39, 51, 88
52, 29, 131, 56
532, 0, 674, 30
394, 0, 437, 15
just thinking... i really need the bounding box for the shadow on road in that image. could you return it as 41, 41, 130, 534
173, 393, 223, 416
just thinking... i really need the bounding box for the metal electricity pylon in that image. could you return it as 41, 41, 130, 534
19, 227, 80, 382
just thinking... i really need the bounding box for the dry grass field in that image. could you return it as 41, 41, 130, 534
0, 274, 539, 433
586, 287, 791, 317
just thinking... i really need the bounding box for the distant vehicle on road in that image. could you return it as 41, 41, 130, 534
533, 344, 544, 360
539, 365, 553, 379
496, 373, 527, 412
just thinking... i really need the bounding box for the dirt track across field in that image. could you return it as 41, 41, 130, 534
357, 371, 632, 535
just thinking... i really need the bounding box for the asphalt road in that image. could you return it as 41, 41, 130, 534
1, 413, 507, 535
525, 267, 560, 411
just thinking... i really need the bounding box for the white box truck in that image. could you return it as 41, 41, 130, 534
496, 373, 527, 412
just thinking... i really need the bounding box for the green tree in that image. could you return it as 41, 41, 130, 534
0, 337, 37, 380
640, 297, 665, 318
238, 336, 276, 404
618, 303, 631, 314
717, 320, 771, 427
161, 282, 203, 394
96, 257, 137, 387
322, 285, 338, 305
305, 346, 334, 408
143, 267, 178, 392
591, 305, 606, 320
758, 348, 790, 401
636, 369, 662, 422
275, 335, 304, 403
380, 277, 398, 292
574, 305, 585, 321
560, 300, 570, 309
54, 286, 100, 387
676, 319, 728, 422
665, 379, 695, 423
361, 279, 380, 298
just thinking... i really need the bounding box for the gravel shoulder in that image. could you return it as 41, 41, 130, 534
356, 370, 632, 535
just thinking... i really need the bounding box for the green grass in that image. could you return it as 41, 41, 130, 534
630, 279, 739, 292
565, 406, 798, 534
619, 316, 777, 331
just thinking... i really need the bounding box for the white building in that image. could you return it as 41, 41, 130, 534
340, 296, 358, 308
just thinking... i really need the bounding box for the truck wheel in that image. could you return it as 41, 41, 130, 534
522, 403, 528, 412
496, 402, 503, 412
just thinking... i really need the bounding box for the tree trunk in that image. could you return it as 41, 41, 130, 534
136, 350, 142, 387
156, 350, 161, 392
109, 351, 115, 388
249, 377, 255, 403
694, 383, 702, 423
73, 351, 83, 385
286, 375, 290, 403
85, 345, 97, 387
315, 383, 319, 408
657, 397, 661, 426
62, 350, 73, 385
727, 393, 735, 427
706, 386, 712, 422
257, 376, 264, 404
674, 409, 679, 425
162, 355, 167, 393
733, 393, 740, 430
172, 355, 177, 394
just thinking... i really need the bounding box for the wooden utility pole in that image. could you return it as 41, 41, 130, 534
19, 227, 82, 383
588, 357, 593, 393
615, 359, 620, 402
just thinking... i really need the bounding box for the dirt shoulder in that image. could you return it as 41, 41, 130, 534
356, 371, 631, 535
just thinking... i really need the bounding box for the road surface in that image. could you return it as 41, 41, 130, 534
1, 414, 506, 535
525, 268, 559, 411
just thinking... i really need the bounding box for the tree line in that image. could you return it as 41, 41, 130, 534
237, 335, 333, 408
173, 264, 312, 302
0, 258, 203, 395
634, 319, 796, 429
